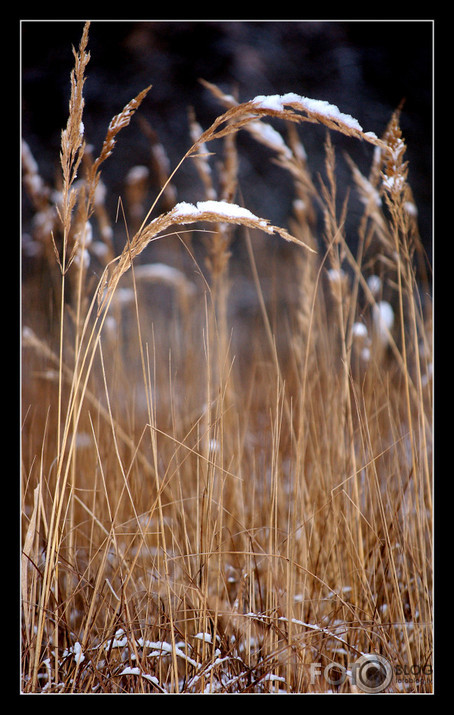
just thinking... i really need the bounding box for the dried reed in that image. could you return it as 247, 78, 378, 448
22, 22, 432, 694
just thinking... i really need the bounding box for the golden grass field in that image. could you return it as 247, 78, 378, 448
21, 22, 432, 693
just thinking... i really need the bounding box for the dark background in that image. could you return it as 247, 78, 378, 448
21, 20, 433, 262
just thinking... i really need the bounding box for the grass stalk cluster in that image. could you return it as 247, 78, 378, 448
22, 23, 432, 694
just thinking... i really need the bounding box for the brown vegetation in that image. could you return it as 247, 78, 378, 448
21, 22, 432, 693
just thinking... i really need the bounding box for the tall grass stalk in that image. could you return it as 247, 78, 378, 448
22, 23, 432, 693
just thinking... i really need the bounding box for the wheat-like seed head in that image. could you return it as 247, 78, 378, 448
200, 80, 388, 151
97, 199, 315, 314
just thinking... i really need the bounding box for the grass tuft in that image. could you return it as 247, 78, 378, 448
22, 22, 432, 694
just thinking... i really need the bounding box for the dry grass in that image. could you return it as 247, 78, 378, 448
21, 23, 432, 694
